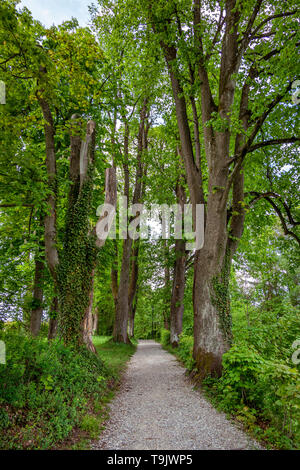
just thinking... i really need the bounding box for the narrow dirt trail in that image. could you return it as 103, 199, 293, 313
94, 340, 262, 450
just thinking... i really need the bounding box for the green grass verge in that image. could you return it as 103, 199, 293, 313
93, 336, 137, 378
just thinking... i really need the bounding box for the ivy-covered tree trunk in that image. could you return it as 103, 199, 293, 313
57, 119, 102, 351
56, 117, 116, 351
57, 139, 98, 349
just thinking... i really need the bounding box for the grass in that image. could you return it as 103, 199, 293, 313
93, 335, 137, 378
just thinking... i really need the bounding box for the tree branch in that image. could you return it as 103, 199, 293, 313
0, 203, 33, 208
247, 137, 300, 153
248, 191, 300, 245
250, 10, 299, 40
227, 82, 293, 175
238, 0, 263, 56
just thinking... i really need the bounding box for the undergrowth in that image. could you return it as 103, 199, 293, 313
0, 331, 135, 449
159, 328, 300, 450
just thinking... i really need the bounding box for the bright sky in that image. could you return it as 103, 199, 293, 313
19, 0, 93, 27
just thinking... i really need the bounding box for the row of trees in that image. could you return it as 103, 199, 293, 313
0, 0, 299, 379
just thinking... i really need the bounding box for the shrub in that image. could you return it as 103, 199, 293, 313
3, 321, 24, 333
210, 344, 267, 410
176, 334, 195, 371
80, 414, 99, 439
202, 343, 300, 449
160, 329, 170, 346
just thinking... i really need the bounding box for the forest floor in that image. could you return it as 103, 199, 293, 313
93, 340, 263, 450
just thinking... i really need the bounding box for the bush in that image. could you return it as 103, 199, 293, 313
3, 321, 24, 333
203, 343, 300, 449
160, 329, 170, 346
215, 344, 267, 410
0, 331, 109, 449
39, 322, 49, 337
176, 334, 195, 371
80, 414, 99, 439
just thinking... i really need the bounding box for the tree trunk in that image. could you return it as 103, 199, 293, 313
113, 237, 132, 343
113, 121, 131, 343
113, 100, 148, 343
82, 272, 97, 353
170, 238, 186, 347
92, 308, 98, 334
128, 289, 138, 338
111, 240, 119, 309
128, 312, 134, 338
193, 244, 231, 378
48, 296, 58, 340
170, 181, 186, 347
153, 2, 238, 376
30, 253, 44, 337
58, 117, 117, 350
162, 239, 171, 330
128, 239, 140, 337
36, 81, 59, 281
157, 39, 231, 375
149, 0, 295, 378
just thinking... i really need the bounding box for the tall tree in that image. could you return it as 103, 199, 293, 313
140, 0, 300, 376
0, 3, 117, 349
113, 100, 149, 342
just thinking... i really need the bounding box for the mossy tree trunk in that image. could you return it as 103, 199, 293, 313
57, 118, 98, 350
57, 118, 117, 351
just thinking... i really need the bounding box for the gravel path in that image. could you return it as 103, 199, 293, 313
94, 340, 262, 450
